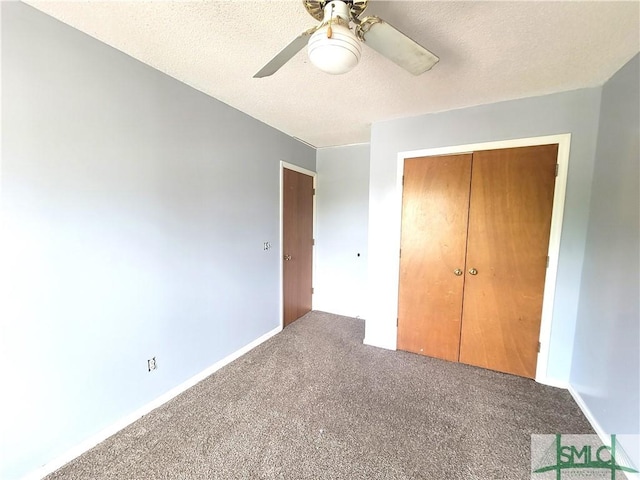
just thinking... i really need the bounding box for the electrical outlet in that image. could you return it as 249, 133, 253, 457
263, 241, 271, 251
147, 357, 157, 372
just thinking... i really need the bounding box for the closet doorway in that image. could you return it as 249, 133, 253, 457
397, 144, 560, 378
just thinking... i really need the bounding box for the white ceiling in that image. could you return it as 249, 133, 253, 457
24, 1, 640, 148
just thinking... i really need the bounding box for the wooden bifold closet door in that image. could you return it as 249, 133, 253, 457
397, 144, 558, 378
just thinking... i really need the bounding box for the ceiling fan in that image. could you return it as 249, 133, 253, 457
254, 0, 439, 78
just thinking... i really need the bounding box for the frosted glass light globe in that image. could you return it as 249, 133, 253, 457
307, 23, 362, 75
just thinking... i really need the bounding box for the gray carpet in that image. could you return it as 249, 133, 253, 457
46, 311, 592, 479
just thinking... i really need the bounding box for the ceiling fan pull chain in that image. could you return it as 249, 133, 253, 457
327, 3, 334, 38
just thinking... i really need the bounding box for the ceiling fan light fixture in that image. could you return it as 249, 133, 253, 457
306, 1, 361, 75
254, 0, 439, 79
307, 23, 361, 75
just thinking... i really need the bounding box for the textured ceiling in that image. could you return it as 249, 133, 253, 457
24, 1, 640, 148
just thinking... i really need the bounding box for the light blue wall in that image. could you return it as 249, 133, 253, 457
367, 87, 603, 383
315, 145, 370, 318
571, 54, 639, 468
0, 3, 314, 479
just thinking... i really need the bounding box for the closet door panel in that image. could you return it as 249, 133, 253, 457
398, 154, 472, 361
459, 145, 558, 378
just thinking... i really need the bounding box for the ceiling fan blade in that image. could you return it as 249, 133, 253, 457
357, 17, 439, 75
254, 27, 317, 78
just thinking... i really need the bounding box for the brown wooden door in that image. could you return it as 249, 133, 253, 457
398, 154, 473, 361
459, 145, 558, 378
397, 144, 558, 378
282, 168, 314, 327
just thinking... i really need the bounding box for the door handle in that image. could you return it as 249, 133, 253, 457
468, 268, 478, 275
284, 255, 292, 261
454, 269, 463, 276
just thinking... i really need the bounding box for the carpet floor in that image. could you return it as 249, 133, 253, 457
46, 311, 593, 479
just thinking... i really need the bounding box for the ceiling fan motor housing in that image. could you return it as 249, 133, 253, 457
303, 0, 368, 22
307, 1, 362, 74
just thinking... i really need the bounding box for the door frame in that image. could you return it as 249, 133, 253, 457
279, 161, 317, 329
395, 134, 571, 385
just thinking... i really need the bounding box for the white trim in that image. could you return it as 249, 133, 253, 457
568, 385, 608, 442
395, 134, 572, 385
536, 136, 571, 384
279, 162, 317, 329
21, 325, 282, 480
292, 137, 317, 149
536, 377, 568, 389
363, 327, 397, 351
316, 142, 370, 150
281, 161, 316, 178
568, 385, 639, 480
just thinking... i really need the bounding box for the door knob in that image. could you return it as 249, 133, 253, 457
454, 269, 463, 276
468, 268, 478, 275
284, 255, 292, 261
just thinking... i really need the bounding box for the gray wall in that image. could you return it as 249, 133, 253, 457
315, 145, 370, 318
571, 54, 639, 468
366, 87, 603, 383
0, 3, 314, 479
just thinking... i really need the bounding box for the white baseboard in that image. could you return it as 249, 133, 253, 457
568, 385, 639, 480
363, 333, 397, 351
536, 375, 568, 389
22, 325, 282, 480
362, 319, 397, 351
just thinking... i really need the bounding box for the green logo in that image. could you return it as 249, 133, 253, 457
531, 434, 638, 479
